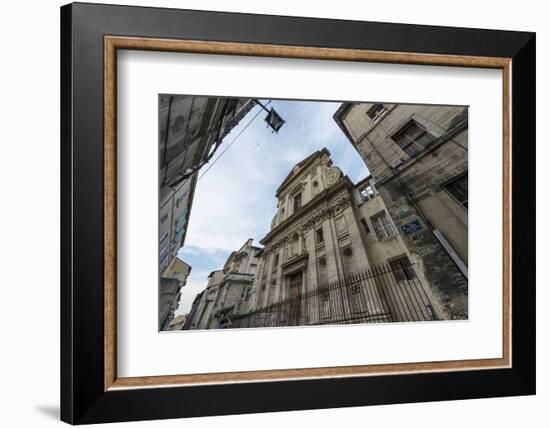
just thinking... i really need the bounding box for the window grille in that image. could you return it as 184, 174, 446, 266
370, 210, 396, 241
388, 255, 416, 281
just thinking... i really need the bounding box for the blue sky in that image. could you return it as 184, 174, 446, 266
175, 99, 369, 314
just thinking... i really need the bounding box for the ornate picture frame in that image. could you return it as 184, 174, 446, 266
61, 2, 535, 424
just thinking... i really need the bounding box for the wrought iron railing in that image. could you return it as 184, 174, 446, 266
229, 263, 438, 329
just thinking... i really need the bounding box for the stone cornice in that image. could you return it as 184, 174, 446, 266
281, 252, 309, 276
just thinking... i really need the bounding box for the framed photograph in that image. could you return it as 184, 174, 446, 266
61, 2, 535, 424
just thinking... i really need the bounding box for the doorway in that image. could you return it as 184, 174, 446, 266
287, 271, 303, 325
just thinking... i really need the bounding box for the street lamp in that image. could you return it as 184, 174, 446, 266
254, 100, 285, 133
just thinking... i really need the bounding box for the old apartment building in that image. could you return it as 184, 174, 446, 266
159, 258, 191, 330
184, 239, 261, 329
159, 95, 255, 328
168, 314, 188, 331
334, 102, 468, 319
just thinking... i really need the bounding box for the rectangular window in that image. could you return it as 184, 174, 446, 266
273, 253, 279, 268
444, 172, 468, 209
389, 255, 416, 281
360, 218, 370, 234
370, 210, 396, 241
366, 104, 386, 122
360, 184, 375, 201
293, 193, 302, 212
392, 120, 435, 157
175, 194, 186, 208
316, 228, 324, 244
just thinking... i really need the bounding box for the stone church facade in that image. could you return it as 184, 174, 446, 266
250, 149, 370, 310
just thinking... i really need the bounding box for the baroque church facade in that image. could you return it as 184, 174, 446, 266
250, 149, 374, 312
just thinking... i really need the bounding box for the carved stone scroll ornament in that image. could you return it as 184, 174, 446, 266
264, 192, 351, 256
324, 165, 343, 186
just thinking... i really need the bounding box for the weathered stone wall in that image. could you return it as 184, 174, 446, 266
337, 103, 469, 319
361, 129, 468, 265
379, 180, 467, 319
357, 191, 412, 267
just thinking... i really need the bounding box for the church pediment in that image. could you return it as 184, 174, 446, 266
276, 148, 330, 197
